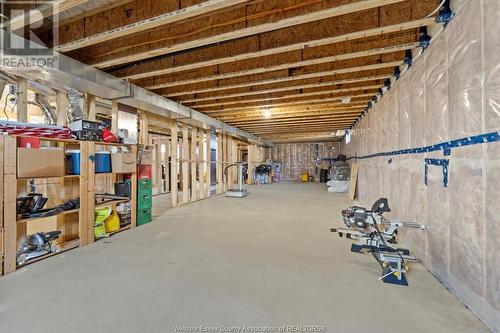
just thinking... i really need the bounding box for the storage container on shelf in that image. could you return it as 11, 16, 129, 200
65, 150, 81, 175
95, 151, 111, 173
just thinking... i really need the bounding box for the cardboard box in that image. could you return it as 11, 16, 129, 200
111, 153, 136, 173
17, 148, 64, 178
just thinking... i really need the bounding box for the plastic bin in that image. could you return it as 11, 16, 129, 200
95, 151, 111, 173
65, 150, 81, 175
137, 208, 152, 226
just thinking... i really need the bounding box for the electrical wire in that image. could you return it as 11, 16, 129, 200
426, 0, 447, 18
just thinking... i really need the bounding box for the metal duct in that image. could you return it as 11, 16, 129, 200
34, 93, 57, 125
67, 89, 84, 122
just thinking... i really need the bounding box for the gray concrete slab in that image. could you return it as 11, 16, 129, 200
0, 182, 489, 333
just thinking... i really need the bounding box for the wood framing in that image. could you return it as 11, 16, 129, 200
170, 123, 179, 208
182, 126, 190, 204
191, 127, 198, 202
56, 91, 68, 126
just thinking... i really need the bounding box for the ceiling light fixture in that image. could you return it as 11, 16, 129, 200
262, 108, 272, 118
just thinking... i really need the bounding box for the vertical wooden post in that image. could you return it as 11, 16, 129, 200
223, 134, 228, 191
164, 138, 170, 193
217, 132, 223, 194
86, 142, 96, 244
111, 100, 119, 133
139, 111, 149, 146
56, 91, 68, 126
199, 130, 206, 199
206, 130, 212, 197
16, 78, 28, 122
87, 94, 96, 121
170, 122, 178, 208
190, 127, 198, 202
3, 136, 17, 273
247, 144, 255, 185
79, 141, 89, 246
130, 145, 138, 228
182, 126, 190, 204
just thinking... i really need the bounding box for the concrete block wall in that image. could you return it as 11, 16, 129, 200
340, 0, 500, 331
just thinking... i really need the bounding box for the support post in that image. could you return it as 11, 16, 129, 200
190, 127, 198, 202
206, 130, 212, 197
87, 94, 96, 121
139, 111, 149, 145
170, 122, 178, 208
247, 144, 255, 185
216, 132, 223, 194
182, 126, 190, 204
199, 130, 206, 199
111, 100, 119, 133
56, 91, 68, 126
16, 78, 28, 122
3, 136, 17, 273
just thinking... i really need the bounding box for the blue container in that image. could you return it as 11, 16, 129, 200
95, 151, 112, 173
65, 150, 81, 175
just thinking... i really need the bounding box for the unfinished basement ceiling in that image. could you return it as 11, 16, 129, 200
40, 0, 442, 142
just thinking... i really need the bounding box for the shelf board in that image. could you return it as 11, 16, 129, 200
95, 199, 130, 208
17, 239, 80, 268
95, 142, 136, 147
95, 172, 134, 176
109, 225, 131, 236
17, 208, 80, 224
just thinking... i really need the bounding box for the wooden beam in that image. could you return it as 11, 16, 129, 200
146, 44, 416, 89
139, 111, 149, 145
199, 130, 206, 199
182, 126, 190, 204
177, 75, 391, 102
187, 85, 381, 109
216, 106, 365, 120
206, 130, 212, 198
56, 91, 68, 126
16, 78, 28, 122
170, 122, 178, 208
3, 0, 90, 32
91, 0, 405, 68
216, 132, 223, 194
157, 61, 402, 96
111, 100, 119, 133
116, 18, 434, 80
201, 95, 374, 112
225, 111, 363, 124
190, 127, 198, 202
209, 103, 366, 117
86, 94, 96, 121
2, 136, 17, 273
56, 0, 250, 52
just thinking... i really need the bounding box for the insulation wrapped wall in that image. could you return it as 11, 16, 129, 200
340, 1, 500, 330
266, 142, 338, 181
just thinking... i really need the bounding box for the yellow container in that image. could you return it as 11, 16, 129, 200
300, 172, 309, 182
104, 210, 120, 233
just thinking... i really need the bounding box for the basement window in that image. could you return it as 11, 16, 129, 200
345, 131, 351, 144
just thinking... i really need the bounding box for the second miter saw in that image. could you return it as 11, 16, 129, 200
331, 198, 426, 286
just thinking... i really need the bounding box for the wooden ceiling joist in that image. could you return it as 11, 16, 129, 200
186, 85, 382, 109
89, 0, 405, 68
220, 110, 364, 123
113, 17, 435, 80
143, 43, 416, 90
200, 96, 373, 113
215, 106, 365, 120
157, 61, 402, 97
56, 0, 250, 52
176, 76, 391, 102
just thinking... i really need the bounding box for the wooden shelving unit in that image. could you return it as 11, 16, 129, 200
0, 136, 138, 275
85, 141, 137, 244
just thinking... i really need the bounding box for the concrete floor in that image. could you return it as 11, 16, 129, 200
0, 182, 489, 333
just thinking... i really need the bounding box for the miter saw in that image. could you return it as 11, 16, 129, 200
331, 198, 426, 286
16, 231, 62, 266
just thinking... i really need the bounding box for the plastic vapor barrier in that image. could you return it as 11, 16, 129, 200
340, 1, 500, 331
266, 143, 338, 181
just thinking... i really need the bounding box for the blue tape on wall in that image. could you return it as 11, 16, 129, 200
347, 131, 500, 160
347, 130, 499, 187
425, 158, 450, 187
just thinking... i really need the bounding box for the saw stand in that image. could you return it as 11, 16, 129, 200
225, 163, 249, 198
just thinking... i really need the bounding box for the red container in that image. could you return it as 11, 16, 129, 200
138, 164, 152, 179
18, 137, 40, 148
